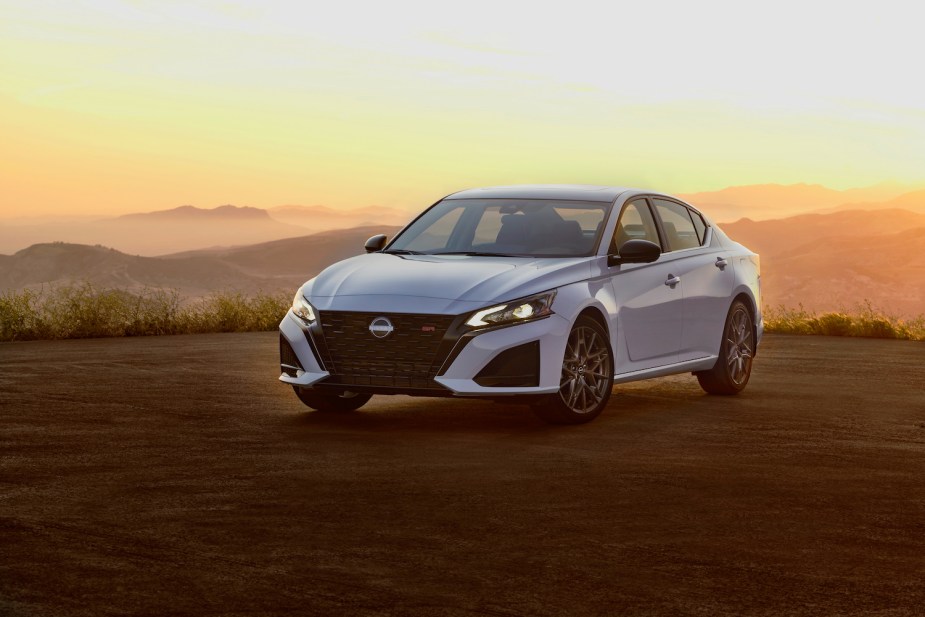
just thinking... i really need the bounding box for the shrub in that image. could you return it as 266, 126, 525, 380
763, 302, 925, 341
0, 284, 289, 342
189, 291, 290, 333
0, 288, 45, 341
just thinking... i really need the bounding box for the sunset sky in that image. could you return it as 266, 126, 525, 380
2, 0, 924, 218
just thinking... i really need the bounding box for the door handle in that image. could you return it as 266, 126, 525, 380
665, 274, 681, 288
715, 256, 728, 270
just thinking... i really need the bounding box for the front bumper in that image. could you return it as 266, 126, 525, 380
278, 309, 569, 396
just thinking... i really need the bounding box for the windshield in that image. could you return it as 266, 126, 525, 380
386, 199, 610, 257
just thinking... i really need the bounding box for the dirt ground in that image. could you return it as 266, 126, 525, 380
1, 332, 923, 616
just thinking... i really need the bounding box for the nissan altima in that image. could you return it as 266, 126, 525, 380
279, 185, 762, 424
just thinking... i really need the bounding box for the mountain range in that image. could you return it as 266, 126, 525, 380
721, 210, 925, 318
0, 204, 411, 256
3, 183, 924, 257
268, 205, 410, 230
2, 183, 924, 317
678, 182, 922, 222
0, 226, 402, 300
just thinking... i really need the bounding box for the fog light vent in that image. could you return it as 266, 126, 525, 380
474, 341, 540, 387
280, 334, 303, 377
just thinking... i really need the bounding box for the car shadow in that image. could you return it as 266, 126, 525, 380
286, 395, 553, 435
283, 378, 732, 436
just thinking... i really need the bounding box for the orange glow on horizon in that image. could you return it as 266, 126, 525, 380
2, 1, 924, 218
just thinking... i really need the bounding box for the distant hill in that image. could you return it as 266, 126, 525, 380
719, 209, 925, 257
0, 226, 403, 300
268, 204, 411, 231
162, 225, 403, 278
824, 189, 925, 216
0, 205, 309, 257
117, 204, 272, 221
94, 204, 308, 255
680, 183, 918, 223
882, 189, 925, 213
0, 243, 263, 298
762, 227, 925, 316
720, 208, 925, 317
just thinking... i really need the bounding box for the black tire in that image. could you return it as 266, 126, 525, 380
696, 299, 755, 395
292, 387, 372, 412
533, 315, 614, 425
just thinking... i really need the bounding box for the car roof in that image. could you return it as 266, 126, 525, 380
445, 184, 637, 202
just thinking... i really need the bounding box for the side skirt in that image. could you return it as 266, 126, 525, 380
612, 356, 717, 385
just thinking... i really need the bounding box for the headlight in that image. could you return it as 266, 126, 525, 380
466, 290, 556, 328
292, 291, 316, 324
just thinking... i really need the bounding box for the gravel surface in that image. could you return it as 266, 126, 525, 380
1, 332, 923, 616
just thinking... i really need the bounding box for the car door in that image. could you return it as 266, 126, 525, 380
608, 198, 684, 373
650, 199, 734, 362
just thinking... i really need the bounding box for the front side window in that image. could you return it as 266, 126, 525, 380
610, 199, 660, 253
388, 199, 610, 257
653, 199, 701, 251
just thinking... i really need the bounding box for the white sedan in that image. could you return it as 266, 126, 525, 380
279, 185, 762, 424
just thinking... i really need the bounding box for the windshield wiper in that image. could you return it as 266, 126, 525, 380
431, 251, 524, 257
381, 249, 425, 255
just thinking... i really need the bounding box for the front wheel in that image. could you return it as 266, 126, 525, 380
292, 387, 372, 412
695, 300, 755, 395
533, 316, 614, 424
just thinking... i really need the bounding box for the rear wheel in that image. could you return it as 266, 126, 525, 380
696, 299, 755, 395
292, 387, 372, 412
533, 316, 614, 424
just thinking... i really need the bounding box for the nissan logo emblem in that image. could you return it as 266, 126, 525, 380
369, 316, 394, 339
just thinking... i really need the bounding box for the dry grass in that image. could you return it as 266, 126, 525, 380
2, 284, 922, 343
763, 302, 925, 341
0, 283, 289, 342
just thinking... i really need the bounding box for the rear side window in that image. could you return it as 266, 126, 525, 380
653, 199, 700, 251
688, 208, 707, 244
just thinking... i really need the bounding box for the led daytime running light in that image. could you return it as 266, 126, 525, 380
467, 304, 509, 327
292, 291, 316, 324
465, 291, 555, 328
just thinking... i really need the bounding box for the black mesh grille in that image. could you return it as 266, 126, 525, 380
279, 334, 302, 377
316, 311, 455, 390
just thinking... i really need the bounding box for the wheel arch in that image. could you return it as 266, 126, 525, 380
577, 305, 611, 338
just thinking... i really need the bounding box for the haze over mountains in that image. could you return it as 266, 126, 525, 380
722, 210, 925, 318
268, 205, 409, 231
0, 227, 402, 300
679, 182, 921, 222
2, 183, 924, 316
0, 204, 412, 256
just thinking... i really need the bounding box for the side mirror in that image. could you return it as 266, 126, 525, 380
364, 234, 388, 253
608, 239, 661, 266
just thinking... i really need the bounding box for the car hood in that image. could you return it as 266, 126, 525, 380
304, 253, 593, 313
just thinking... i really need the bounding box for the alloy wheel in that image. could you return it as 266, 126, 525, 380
559, 325, 612, 414
725, 306, 754, 386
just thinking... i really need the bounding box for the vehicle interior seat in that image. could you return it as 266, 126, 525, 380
558, 220, 584, 249
496, 214, 530, 247
661, 221, 680, 251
